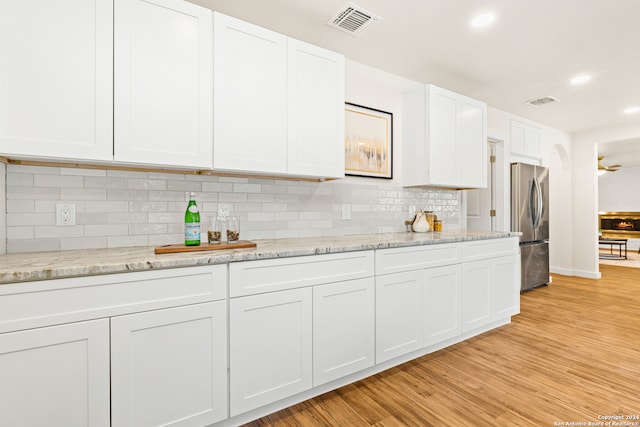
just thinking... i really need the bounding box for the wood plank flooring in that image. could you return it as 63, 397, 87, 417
243, 265, 640, 426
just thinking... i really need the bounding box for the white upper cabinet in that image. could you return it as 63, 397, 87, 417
213, 13, 288, 174
213, 12, 345, 179
510, 120, 542, 162
402, 84, 487, 189
0, 0, 113, 162
287, 39, 345, 178
114, 0, 213, 168
0, 0, 213, 169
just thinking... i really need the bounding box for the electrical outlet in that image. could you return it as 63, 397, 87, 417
341, 204, 351, 221
56, 203, 76, 226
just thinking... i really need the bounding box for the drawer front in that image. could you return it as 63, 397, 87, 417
462, 238, 519, 262
0, 265, 227, 333
375, 243, 460, 275
229, 251, 374, 297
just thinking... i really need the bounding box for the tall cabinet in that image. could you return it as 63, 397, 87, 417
402, 84, 487, 188
213, 12, 345, 179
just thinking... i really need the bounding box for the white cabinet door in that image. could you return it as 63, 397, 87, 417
462, 259, 492, 332
511, 120, 541, 161
111, 301, 228, 427
230, 288, 312, 416
428, 86, 458, 186
287, 39, 345, 179
114, 0, 213, 168
458, 95, 487, 188
403, 84, 487, 188
0, 0, 113, 162
375, 271, 425, 363
0, 319, 110, 427
313, 278, 374, 385
424, 264, 462, 346
492, 254, 520, 318
213, 12, 288, 174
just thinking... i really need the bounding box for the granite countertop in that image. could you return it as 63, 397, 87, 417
0, 230, 520, 285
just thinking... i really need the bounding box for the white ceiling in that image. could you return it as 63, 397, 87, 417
189, 0, 640, 163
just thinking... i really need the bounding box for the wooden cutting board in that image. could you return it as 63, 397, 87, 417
155, 240, 257, 254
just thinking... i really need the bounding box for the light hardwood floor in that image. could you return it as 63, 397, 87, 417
244, 265, 640, 426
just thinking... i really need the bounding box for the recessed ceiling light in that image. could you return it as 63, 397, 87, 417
470, 13, 495, 28
570, 74, 592, 85
624, 106, 640, 114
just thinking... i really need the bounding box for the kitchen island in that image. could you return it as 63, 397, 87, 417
0, 231, 520, 427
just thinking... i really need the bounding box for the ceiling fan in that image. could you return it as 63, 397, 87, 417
598, 155, 622, 173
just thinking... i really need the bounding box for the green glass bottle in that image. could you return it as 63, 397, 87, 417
184, 192, 201, 246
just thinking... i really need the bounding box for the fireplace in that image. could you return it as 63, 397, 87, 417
599, 212, 640, 238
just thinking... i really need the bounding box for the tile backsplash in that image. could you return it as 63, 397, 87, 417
5, 164, 460, 253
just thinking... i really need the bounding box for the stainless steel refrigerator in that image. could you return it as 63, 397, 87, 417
511, 163, 549, 291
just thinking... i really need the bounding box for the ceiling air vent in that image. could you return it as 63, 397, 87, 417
327, 2, 382, 36
525, 96, 560, 107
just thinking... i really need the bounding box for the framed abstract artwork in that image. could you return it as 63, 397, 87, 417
344, 103, 393, 179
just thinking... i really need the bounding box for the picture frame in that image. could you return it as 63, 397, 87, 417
344, 103, 393, 179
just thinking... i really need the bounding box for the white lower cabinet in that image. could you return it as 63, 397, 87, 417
375, 270, 425, 363
0, 319, 110, 427
111, 301, 228, 427
229, 288, 313, 416
462, 254, 520, 332
313, 278, 375, 385
424, 264, 462, 346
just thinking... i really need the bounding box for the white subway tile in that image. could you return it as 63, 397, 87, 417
219, 193, 247, 203
149, 190, 185, 201
7, 173, 34, 187
84, 176, 128, 189
34, 174, 83, 188
202, 182, 233, 192
60, 167, 106, 177
219, 176, 248, 183
167, 180, 203, 191
248, 212, 275, 222
107, 169, 148, 178
148, 212, 182, 223
7, 200, 35, 213
8, 239, 60, 253
85, 201, 128, 213
233, 183, 262, 193
107, 189, 149, 201
61, 237, 108, 250
107, 212, 148, 224
61, 188, 107, 201
7, 226, 34, 240
7, 213, 54, 226
129, 201, 168, 212
261, 203, 287, 212
129, 223, 167, 235
8, 164, 60, 174
77, 213, 108, 225
108, 235, 149, 248
85, 224, 128, 237
149, 234, 182, 246
7, 186, 60, 200
35, 225, 84, 238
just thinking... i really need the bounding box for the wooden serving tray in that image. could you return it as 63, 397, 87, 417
155, 240, 257, 254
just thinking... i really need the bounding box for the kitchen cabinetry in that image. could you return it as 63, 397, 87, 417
510, 120, 542, 162
114, 0, 213, 168
0, 0, 212, 169
375, 244, 462, 362
111, 301, 227, 426
424, 264, 462, 346
313, 278, 375, 385
375, 270, 425, 363
461, 239, 520, 332
229, 288, 312, 416
402, 84, 487, 188
0, 0, 113, 162
0, 265, 227, 427
228, 251, 374, 414
0, 319, 110, 427
213, 12, 345, 179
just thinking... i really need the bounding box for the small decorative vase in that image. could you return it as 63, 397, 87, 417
412, 210, 430, 233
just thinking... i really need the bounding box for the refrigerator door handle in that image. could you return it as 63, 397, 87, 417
533, 176, 543, 230
528, 178, 536, 230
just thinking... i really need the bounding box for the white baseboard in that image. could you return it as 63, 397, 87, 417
550, 267, 601, 279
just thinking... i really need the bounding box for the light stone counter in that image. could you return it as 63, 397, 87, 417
0, 231, 520, 284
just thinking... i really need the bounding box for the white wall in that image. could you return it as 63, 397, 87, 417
573, 123, 640, 278
599, 166, 640, 211
486, 107, 573, 276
